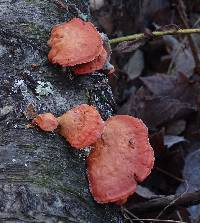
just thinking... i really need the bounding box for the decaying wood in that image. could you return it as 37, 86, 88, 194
0, 0, 121, 222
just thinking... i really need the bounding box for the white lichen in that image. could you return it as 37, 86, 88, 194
14, 79, 25, 88
35, 81, 53, 97
0, 105, 13, 116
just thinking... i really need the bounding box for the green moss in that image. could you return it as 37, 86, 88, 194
30, 174, 87, 202
19, 22, 48, 42
6, 176, 32, 183
29, 174, 53, 187
24, 0, 42, 3
16, 144, 37, 151
24, 0, 34, 2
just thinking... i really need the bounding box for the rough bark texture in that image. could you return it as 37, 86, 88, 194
0, 1, 121, 222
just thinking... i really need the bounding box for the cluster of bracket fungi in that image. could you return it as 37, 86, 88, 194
48, 18, 113, 75
32, 18, 154, 205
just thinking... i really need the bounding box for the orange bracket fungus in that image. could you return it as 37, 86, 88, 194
73, 48, 108, 75
32, 106, 154, 205
32, 113, 59, 132
87, 115, 154, 204
48, 18, 103, 67
48, 18, 110, 75
58, 104, 105, 149
32, 104, 104, 149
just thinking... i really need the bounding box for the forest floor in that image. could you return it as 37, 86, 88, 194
91, 0, 200, 222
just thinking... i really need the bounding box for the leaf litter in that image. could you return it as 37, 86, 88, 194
92, 0, 200, 221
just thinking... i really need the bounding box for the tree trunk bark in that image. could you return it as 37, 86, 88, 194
0, 1, 121, 222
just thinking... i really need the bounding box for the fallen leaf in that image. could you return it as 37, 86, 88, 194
177, 149, 200, 220
123, 50, 144, 80
156, 24, 180, 32
136, 185, 159, 199
166, 119, 186, 135
114, 39, 147, 53
90, 0, 104, 10
164, 35, 195, 77
141, 73, 200, 107
164, 135, 187, 149
118, 73, 200, 129
118, 86, 195, 130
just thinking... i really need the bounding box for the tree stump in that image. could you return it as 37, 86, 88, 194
0, 1, 121, 222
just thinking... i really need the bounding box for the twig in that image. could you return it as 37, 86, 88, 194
156, 167, 185, 182
125, 218, 187, 223
176, 210, 184, 222
194, 17, 200, 28
123, 208, 187, 223
155, 180, 189, 219
126, 190, 200, 214
166, 35, 188, 75
152, 166, 189, 220
109, 28, 200, 44
174, 0, 200, 73
122, 207, 144, 223
123, 212, 134, 223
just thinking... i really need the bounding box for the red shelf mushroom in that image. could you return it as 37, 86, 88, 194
57, 104, 105, 149
48, 18, 112, 75
73, 48, 108, 75
31, 106, 154, 205
48, 18, 103, 67
32, 105, 104, 149
87, 115, 154, 204
32, 113, 59, 132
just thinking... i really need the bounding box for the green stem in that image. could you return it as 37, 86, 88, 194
109, 28, 200, 44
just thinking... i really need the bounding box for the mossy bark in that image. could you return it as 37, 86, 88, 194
0, 1, 121, 222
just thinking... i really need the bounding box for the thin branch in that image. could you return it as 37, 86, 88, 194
109, 28, 200, 44
121, 207, 144, 223
126, 190, 200, 214
125, 218, 187, 223
156, 167, 185, 182
123, 208, 187, 223
156, 180, 189, 219
194, 17, 200, 27
175, 0, 200, 73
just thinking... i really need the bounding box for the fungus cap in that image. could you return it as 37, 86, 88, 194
48, 18, 103, 67
73, 48, 108, 75
58, 104, 104, 149
87, 115, 154, 204
32, 113, 59, 132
